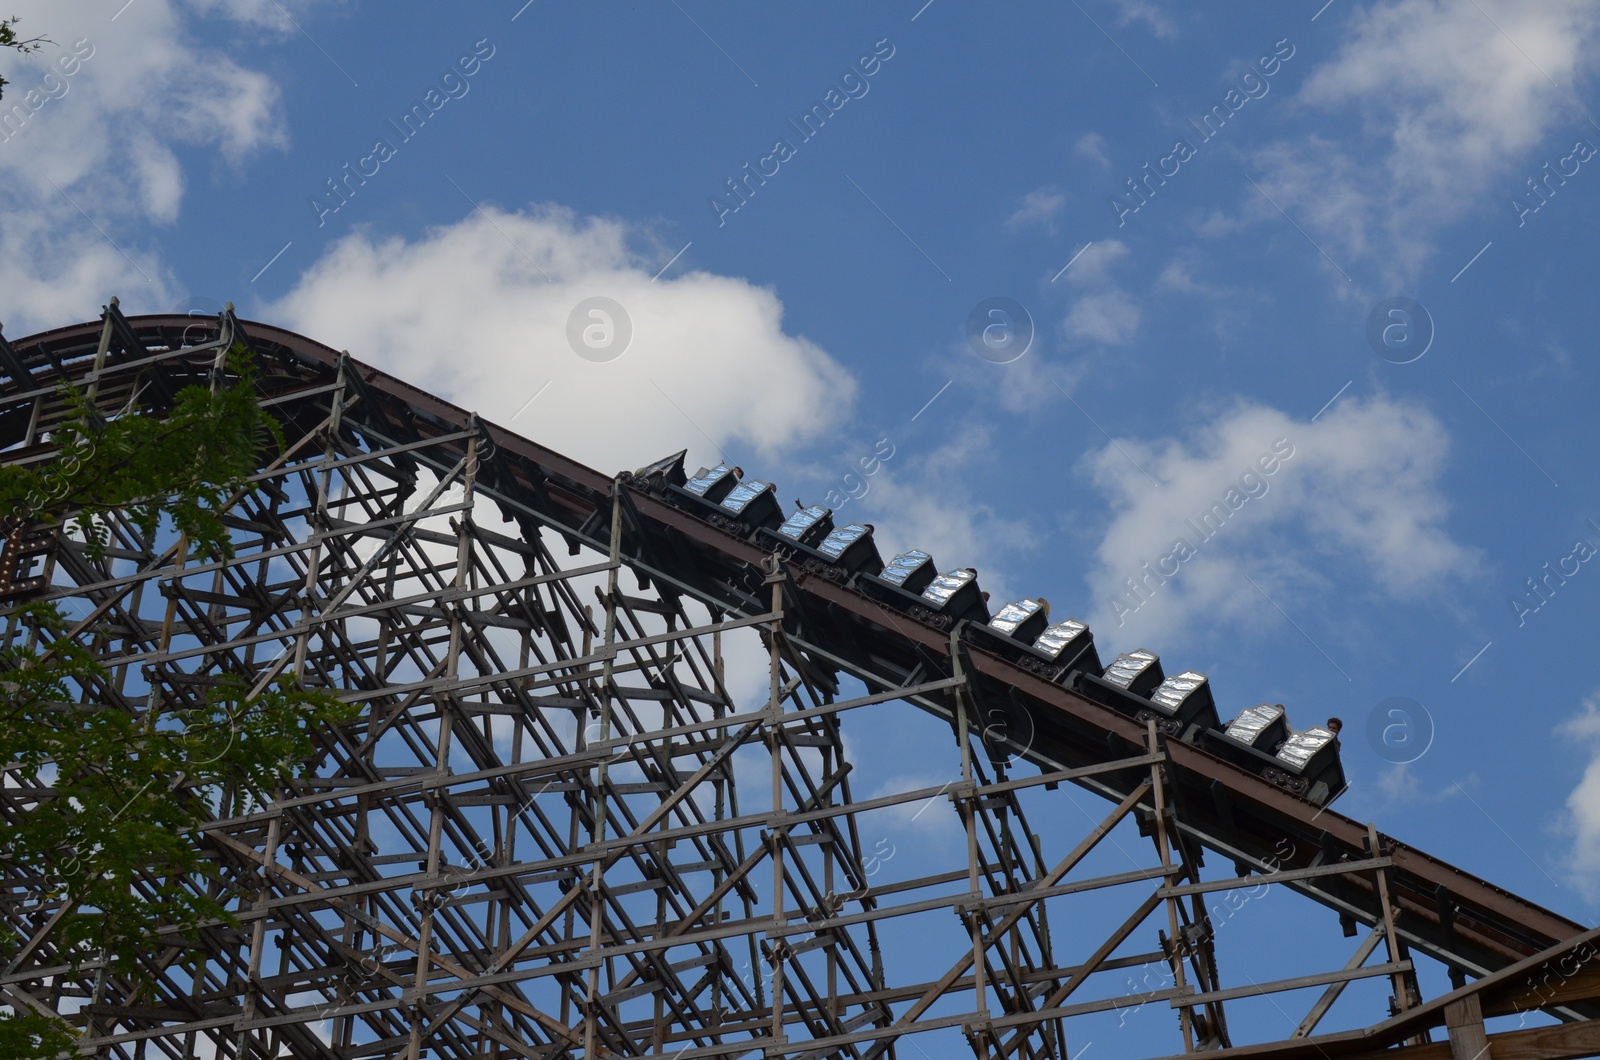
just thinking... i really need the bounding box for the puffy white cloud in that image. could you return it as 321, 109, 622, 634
1, 0, 866, 598
1005, 187, 1066, 233
861, 765, 966, 848
1157, 257, 1221, 297
184, 0, 342, 33
0, 0, 296, 332
1059, 239, 1141, 347
165, 58, 285, 163
0, 209, 168, 329
1079, 396, 1477, 648
990, 345, 1084, 416
263, 202, 858, 477
1247, 0, 1600, 287
1, 1, 291, 184
126, 135, 185, 222
1075, 132, 1110, 168
1114, 0, 1178, 40
1559, 694, 1600, 901
1060, 238, 1130, 285
845, 425, 1035, 605
1064, 289, 1141, 346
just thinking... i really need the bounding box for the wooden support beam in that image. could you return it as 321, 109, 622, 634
1444, 993, 1491, 1060
1293, 924, 1386, 1038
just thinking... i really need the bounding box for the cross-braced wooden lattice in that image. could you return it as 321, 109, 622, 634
0, 313, 1159, 1058
5, 305, 1600, 1060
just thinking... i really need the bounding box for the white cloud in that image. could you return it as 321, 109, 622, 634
263, 202, 858, 477
184, 0, 341, 33
166, 58, 285, 163
1375, 763, 1424, 804
1357, 763, 1464, 815
1152, 253, 1255, 348
1079, 396, 1477, 648
1064, 289, 1141, 346
1247, 0, 1600, 287
1156, 257, 1220, 296
1115, 0, 1178, 40
0, 0, 299, 332
0, 210, 168, 330
127, 135, 185, 222
1056, 239, 1142, 347
1060, 238, 1129, 285
1075, 132, 1110, 168
862, 768, 965, 847
1, 1, 290, 182
992, 346, 1083, 415
848, 425, 1035, 606
1005, 187, 1066, 233
1559, 694, 1600, 901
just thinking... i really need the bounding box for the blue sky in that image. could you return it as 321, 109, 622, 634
5, 0, 1600, 1052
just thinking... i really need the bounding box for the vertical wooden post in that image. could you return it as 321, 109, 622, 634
767, 558, 788, 1046
582, 479, 624, 1055
1444, 993, 1492, 1060
1369, 823, 1415, 1021
1150, 719, 1195, 1053
949, 631, 988, 1036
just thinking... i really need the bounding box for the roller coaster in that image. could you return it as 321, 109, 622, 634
2, 303, 1598, 1059
643, 454, 1347, 808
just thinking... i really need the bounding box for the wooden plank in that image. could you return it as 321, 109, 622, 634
1293, 925, 1387, 1038
1173, 961, 1411, 1009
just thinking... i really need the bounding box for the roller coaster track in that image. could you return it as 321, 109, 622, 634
2, 305, 1596, 1059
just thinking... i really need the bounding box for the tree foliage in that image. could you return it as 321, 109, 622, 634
0, 15, 48, 99
0, 349, 359, 1057
0, 353, 287, 561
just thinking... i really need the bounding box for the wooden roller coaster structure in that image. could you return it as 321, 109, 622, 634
1, 303, 1598, 1059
